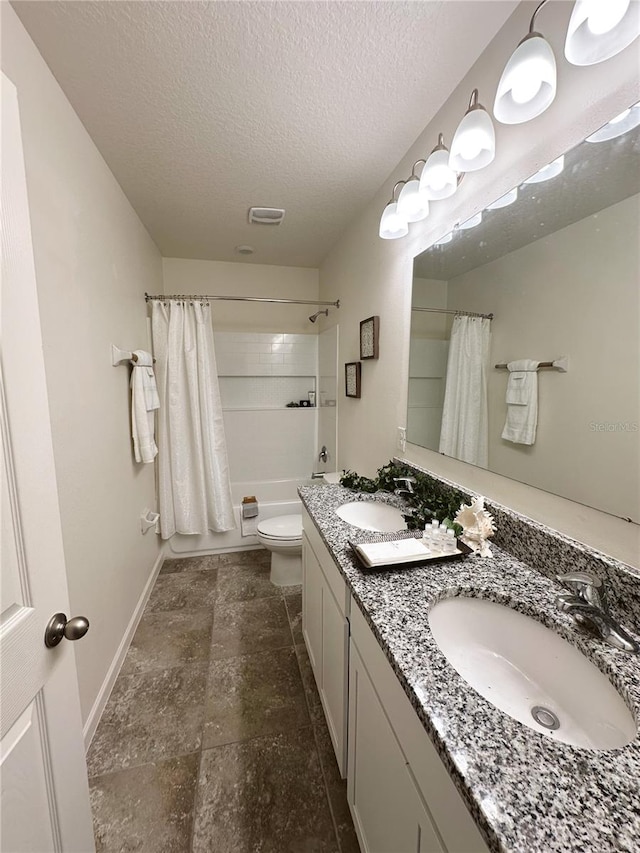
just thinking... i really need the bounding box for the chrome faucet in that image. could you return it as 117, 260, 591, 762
318, 446, 328, 463
393, 476, 416, 498
556, 572, 639, 654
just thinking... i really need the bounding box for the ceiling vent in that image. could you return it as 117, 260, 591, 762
248, 207, 285, 225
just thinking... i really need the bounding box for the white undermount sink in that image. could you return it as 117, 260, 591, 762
428, 597, 636, 750
334, 501, 407, 533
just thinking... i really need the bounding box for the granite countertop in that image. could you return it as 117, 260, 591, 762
299, 484, 640, 853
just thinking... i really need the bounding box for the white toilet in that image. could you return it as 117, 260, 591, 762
256, 513, 303, 586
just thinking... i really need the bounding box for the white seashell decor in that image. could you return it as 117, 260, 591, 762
454, 496, 496, 557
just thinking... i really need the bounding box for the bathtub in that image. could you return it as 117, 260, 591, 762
165, 477, 316, 557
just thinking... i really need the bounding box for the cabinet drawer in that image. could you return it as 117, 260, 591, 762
350, 603, 489, 853
302, 506, 350, 617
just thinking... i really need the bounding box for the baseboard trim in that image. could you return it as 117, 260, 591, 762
83, 547, 165, 749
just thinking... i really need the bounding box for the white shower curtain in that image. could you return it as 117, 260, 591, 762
152, 300, 235, 539
438, 315, 490, 469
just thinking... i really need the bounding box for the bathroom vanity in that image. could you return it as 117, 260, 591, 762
299, 480, 640, 853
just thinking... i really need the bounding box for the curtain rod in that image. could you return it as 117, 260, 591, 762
412, 307, 493, 320
144, 292, 340, 308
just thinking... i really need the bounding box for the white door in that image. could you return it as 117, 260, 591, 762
0, 73, 95, 852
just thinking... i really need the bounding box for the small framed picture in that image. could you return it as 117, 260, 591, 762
345, 362, 361, 398
360, 315, 379, 360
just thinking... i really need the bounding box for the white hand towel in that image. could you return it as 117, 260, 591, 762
501, 359, 540, 445
130, 350, 158, 463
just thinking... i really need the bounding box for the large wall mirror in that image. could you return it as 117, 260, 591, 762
408, 104, 640, 523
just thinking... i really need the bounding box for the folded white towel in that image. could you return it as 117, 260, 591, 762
501, 359, 540, 445
355, 538, 434, 568
130, 350, 159, 463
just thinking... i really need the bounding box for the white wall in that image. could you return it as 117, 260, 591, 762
447, 195, 640, 521
318, 1, 640, 567
162, 257, 320, 332
1, 5, 164, 727
318, 325, 339, 472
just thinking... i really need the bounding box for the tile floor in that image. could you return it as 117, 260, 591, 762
87, 549, 360, 853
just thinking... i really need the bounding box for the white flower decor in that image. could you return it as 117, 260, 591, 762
454, 496, 496, 557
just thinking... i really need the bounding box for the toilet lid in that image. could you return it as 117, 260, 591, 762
257, 514, 302, 539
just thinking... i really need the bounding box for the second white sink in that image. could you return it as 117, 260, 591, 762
428, 596, 636, 750
335, 501, 407, 533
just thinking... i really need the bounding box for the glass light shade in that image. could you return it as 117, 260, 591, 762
523, 154, 565, 184
434, 232, 453, 246
419, 149, 458, 200
486, 187, 518, 210
459, 212, 483, 230
586, 102, 640, 142
379, 202, 408, 240
565, 0, 640, 65
396, 177, 430, 222
494, 35, 557, 124
449, 107, 495, 172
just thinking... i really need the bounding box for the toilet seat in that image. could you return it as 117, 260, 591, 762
257, 514, 302, 541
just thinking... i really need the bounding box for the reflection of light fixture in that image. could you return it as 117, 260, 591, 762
449, 90, 496, 173
586, 102, 640, 142
565, 0, 640, 65
379, 181, 409, 240
494, 1, 556, 124
486, 188, 518, 210
396, 161, 430, 222
434, 232, 454, 246
459, 212, 483, 230
523, 154, 565, 184
419, 135, 460, 200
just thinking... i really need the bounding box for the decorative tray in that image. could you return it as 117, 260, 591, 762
348, 532, 472, 571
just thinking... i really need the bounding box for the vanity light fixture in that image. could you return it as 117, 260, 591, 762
396, 161, 430, 222
419, 135, 461, 200
458, 212, 483, 230
486, 187, 519, 210
494, 0, 557, 125
379, 181, 409, 240
565, 0, 640, 65
523, 154, 565, 184
585, 101, 640, 142
449, 90, 496, 173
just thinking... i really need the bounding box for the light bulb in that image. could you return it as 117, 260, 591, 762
586, 0, 629, 35
586, 102, 640, 142
486, 187, 518, 210
565, 0, 640, 65
396, 177, 429, 223
419, 141, 458, 201
379, 202, 408, 240
523, 154, 564, 184
449, 92, 495, 173
494, 35, 556, 124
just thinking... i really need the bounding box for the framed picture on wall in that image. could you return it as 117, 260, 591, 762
360, 315, 379, 360
345, 362, 361, 398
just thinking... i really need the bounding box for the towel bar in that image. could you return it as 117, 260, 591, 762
111, 344, 156, 366
494, 356, 568, 372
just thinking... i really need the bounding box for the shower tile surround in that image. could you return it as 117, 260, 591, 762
298, 470, 640, 853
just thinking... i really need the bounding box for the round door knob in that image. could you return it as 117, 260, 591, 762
44, 613, 90, 648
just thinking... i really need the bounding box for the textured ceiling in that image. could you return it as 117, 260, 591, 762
12, 0, 517, 267
414, 126, 640, 280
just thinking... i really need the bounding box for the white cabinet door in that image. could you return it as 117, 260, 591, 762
302, 535, 324, 679
320, 582, 349, 776
1, 73, 94, 852
348, 642, 445, 853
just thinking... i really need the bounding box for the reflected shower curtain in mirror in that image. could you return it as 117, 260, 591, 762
439, 315, 490, 468
152, 301, 235, 539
